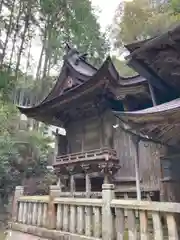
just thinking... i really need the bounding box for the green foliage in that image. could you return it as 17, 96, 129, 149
112, 56, 136, 77
0, 0, 109, 103
0, 69, 56, 203
37, 0, 109, 65
170, 0, 180, 14
0, 102, 20, 201
111, 0, 178, 47
0, 66, 18, 101
64, 0, 109, 64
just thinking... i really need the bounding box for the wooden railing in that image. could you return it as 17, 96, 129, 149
55, 147, 117, 164
11, 185, 180, 240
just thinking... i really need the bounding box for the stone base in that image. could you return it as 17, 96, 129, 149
6, 230, 48, 240
10, 223, 99, 240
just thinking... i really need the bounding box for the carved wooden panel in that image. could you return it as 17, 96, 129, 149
63, 76, 74, 92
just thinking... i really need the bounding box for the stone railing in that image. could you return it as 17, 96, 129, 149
58, 191, 102, 198
16, 196, 49, 228
54, 198, 102, 238
111, 199, 179, 240
10, 185, 180, 240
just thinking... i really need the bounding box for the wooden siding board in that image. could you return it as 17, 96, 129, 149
113, 119, 164, 191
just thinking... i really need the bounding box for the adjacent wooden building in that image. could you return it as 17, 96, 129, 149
116, 25, 180, 202
18, 26, 180, 202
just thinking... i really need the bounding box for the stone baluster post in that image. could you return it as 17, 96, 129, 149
48, 185, 61, 229
102, 184, 115, 240
12, 186, 24, 222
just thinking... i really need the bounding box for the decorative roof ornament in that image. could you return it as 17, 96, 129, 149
79, 53, 88, 61
67, 76, 73, 88
64, 43, 77, 61
65, 43, 71, 54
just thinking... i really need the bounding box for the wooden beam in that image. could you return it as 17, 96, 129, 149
85, 173, 91, 198
148, 82, 157, 106
127, 58, 173, 93
131, 136, 141, 200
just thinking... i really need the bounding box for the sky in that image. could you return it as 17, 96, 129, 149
91, 0, 121, 30
90, 0, 131, 60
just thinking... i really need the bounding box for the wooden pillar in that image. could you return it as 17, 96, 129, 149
99, 163, 114, 185
81, 122, 85, 152
81, 164, 91, 197
103, 112, 112, 148
86, 173, 91, 197
132, 135, 141, 200
160, 154, 180, 236
100, 115, 104, 148
54, 132, 59, 164
57, 177, 62, 192
66, 166, 75, 195
148, 82, 157, 106
104, 174, 110, 184
70, 175, 75, 195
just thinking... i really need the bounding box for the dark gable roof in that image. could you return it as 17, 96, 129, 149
41, 47, 97, 104
125, 38, 152, 52
126, 24, 180, 95
17, 45, 146, 117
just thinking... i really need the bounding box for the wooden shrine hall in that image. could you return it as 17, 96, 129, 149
18, 25, 180, 202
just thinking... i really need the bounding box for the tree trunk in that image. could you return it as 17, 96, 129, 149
35, 44, 45, 80
25, 34, 32, 80
8, 0, 22, 71
47, 58, 51, 77
15, 22, 28, 79
15, 0, 31, 79
1, 0, 16, 66
42, 15, 51, 79
35, 18, 49, 80
0, 0, 4, 16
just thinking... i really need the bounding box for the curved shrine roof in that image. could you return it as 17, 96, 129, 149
114, 98, 180, 146
18, 45, 147, 122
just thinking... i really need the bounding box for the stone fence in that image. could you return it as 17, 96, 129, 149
10, 184, 180, 240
